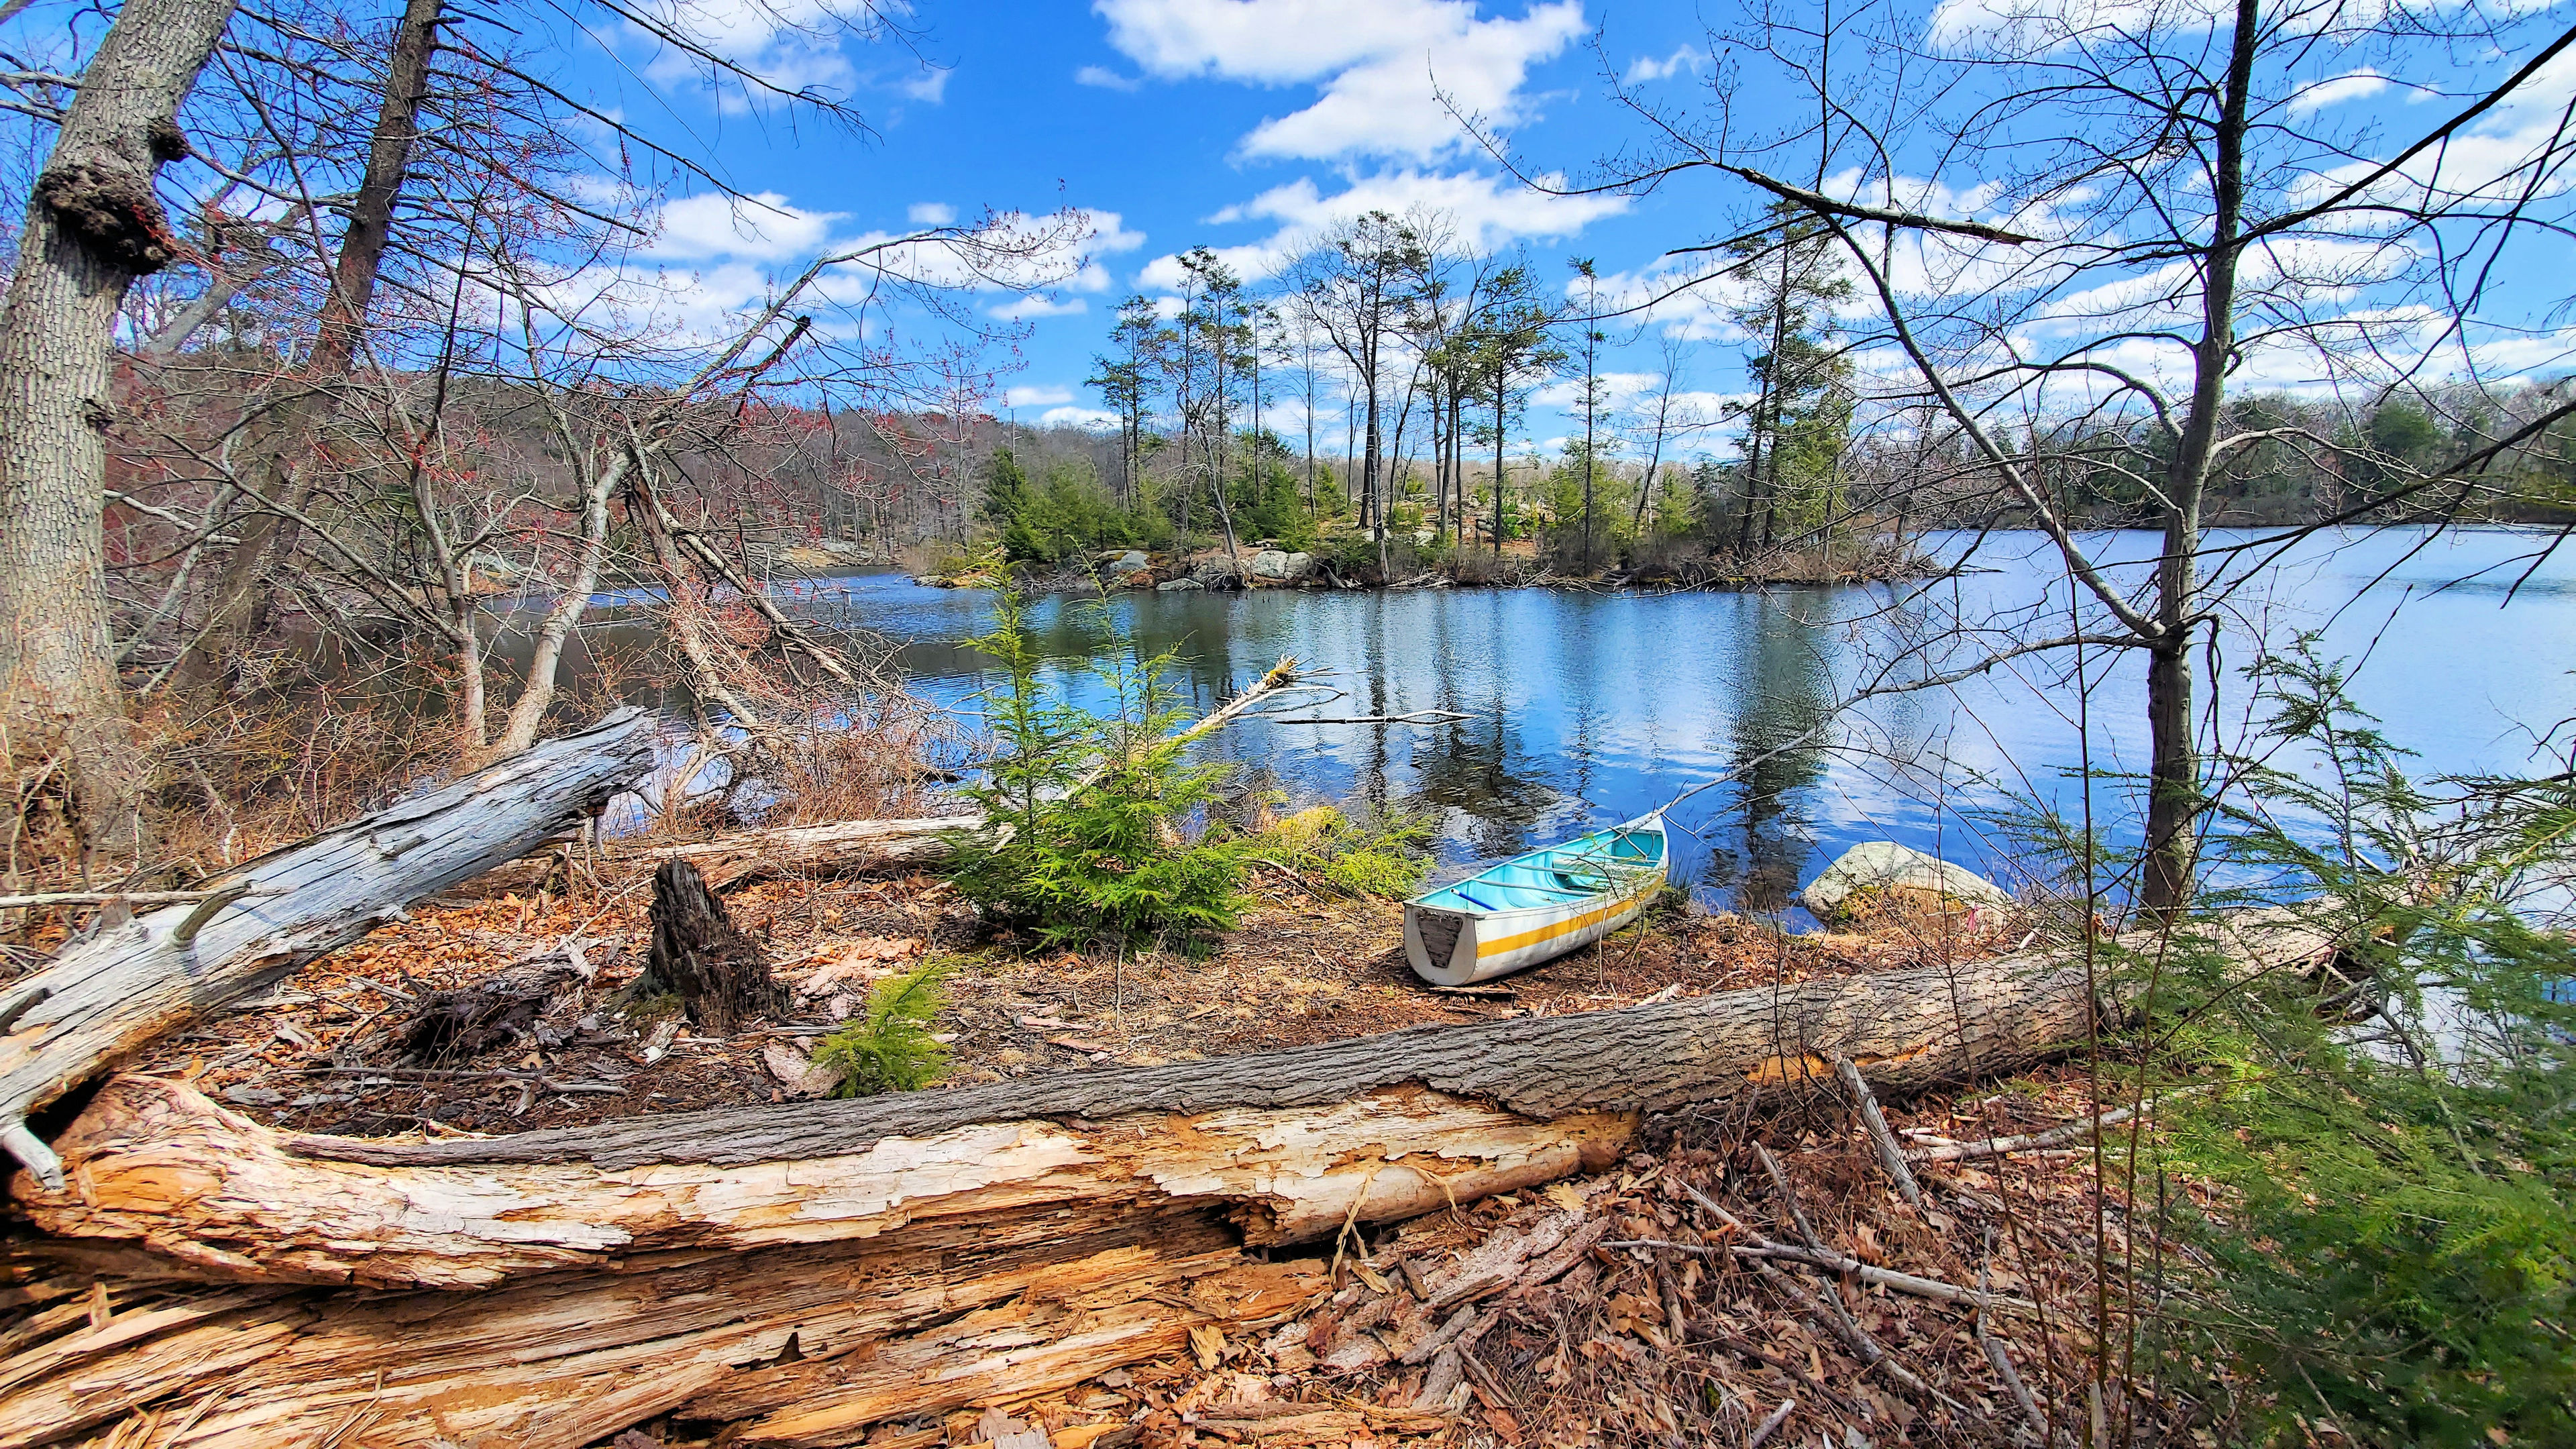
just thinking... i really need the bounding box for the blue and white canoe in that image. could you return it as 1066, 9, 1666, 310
1404, 814, 1670, 985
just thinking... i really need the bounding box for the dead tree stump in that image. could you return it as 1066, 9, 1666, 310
645, 858, 782, 1032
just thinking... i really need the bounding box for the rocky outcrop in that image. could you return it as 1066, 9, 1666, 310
1799, 841, 2017, 923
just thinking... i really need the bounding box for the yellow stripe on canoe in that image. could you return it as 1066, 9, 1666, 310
1474, 877, 1664, 958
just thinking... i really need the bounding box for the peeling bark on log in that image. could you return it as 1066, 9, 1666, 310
0, 710, 656, 1189
0, 910, 2338, 1448
643, 858, 783, 1031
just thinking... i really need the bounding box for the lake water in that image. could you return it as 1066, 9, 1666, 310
640, 527, 2576, 922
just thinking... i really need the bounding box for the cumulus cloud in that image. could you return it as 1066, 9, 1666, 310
1040, 405, 1124, 429
1140, 168, 1628, 286
629, 0, 867, 113
1531, 371, 1664, 409
908, 201, 958, 225
1624, 45, 1701, 85
1075, 64, 1143, 90
653, 191, 843, 260
1006, 384, 1077, 407
1095, 0, 1585, 162
990, 293, 1090, 320
2287, 68, 2389, 115
902, 66, 951, 102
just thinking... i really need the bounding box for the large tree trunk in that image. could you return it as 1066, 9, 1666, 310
0, 708, 653, 1189
0, 911, 2337, 1448
0, 0, 240, 862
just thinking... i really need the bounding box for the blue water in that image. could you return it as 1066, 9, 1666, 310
760, 527, 2576, 921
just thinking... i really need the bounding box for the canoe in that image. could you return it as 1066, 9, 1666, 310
1404, 814, 1669, 985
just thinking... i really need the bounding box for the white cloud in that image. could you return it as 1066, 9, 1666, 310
990, 293, 1091, 320
1006, 384, 1077, 407
1532, 371, 1663, 409
629, 0, 865, 113
1095, 0, 1586, 162
902, 66, 951, 102
908, 201, 958, 226
1624, 45, 1701, 85
1075, 64, 1143, 90
2287, 68, 2388, 116
1145, 168, 1627, 286
653, 192, 842, 260
1040, 405, 1124, 429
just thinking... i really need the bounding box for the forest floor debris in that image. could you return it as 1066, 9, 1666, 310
62, 844, 2161, 1449
574, 1061, 2165, 1449
119, 859, 2010, 1138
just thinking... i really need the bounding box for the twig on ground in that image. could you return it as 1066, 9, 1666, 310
1906, 1085, 2213, 1163
1748, 1397, 1797, 1449
1835, 1053, 1926, 1207
1980, 1230, 2051, 1444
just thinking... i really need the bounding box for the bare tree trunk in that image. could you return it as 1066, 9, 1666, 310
178, 0, 446, 689
492, 451, 624, 756
2142, 0, 2255, 916
0, 0, 239, 863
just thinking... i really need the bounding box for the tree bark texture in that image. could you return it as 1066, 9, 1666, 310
0, 912, 2336, 1448
645, 857, 784, 1031
0, 708, 653, 1189
0, 0, 239, 850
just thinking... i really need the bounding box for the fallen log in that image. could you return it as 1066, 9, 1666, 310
0, 709, 656, 1190
0, 910, 2338, 1448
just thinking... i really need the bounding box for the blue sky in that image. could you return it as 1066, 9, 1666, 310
536, 0, 2576, 460
553, 0, 1762, 447
19, 0, 2564, 456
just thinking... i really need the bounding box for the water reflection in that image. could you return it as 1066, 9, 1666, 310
526, 526, 2576, 923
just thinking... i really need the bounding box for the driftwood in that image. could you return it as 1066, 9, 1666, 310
0, 911, 2339, 1448
0, 709, 656, 1189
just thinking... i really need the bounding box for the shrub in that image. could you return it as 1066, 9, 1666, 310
814, 959, 953, 1096
1250, 804, 1434, 899
2006, 636, 2576, 1446
945, 551, 1251, 953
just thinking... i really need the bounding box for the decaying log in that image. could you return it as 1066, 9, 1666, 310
396, 952, 594, 1062
647, 813, 982, 888
0, 709, 656, 1189
642, 858, 783, 1030
0, 910, 2339, 1448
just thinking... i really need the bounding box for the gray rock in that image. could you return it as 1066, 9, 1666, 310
1250, 549, 1317, 581
1110, 549, 1149, 572
1155, 577, 1205, 592
1799, 841, 2016, 922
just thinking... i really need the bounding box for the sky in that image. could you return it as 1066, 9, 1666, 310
17, 0, 2569, 456
551, 0, 1733, 445
523, 0, 2571, 458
